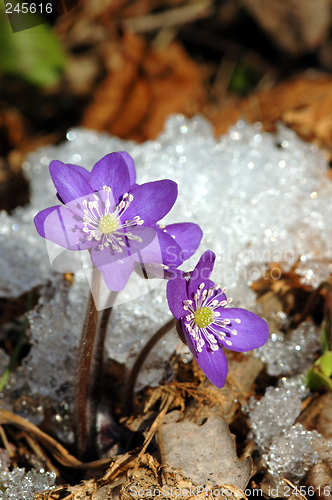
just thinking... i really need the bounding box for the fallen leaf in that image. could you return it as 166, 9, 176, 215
161, 413, 252, 489
209, 74, 332, 160
239, 0, 331, 55
83, 31, 206, 141
305, 463, 332, 500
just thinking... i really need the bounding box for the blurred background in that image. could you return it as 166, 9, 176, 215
2, 0, 332, 212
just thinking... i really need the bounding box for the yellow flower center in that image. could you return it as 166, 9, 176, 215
194, 307, 214, 328
98, 214, 119, 234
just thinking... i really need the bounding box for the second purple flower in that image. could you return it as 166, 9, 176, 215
167, 250, 269, 387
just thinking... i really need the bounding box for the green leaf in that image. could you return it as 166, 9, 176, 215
306, 351, 332, 390
228, 59, 261, 95
0, 3, 66, 87
317, 350, 332, 377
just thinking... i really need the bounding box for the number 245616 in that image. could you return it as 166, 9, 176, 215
5, 3, 52, 13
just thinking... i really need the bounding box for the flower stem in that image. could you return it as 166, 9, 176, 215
89, 306, 113, 421
75, 273, 100, 460
124, 317, 176, 416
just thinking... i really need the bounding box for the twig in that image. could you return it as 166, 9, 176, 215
122, 1, 212, 33
0, 408, 113, 469
0, 425, 15, 464
124, 317, 177, 415
156, 424, 169, 484
134, 394, 174, 474
23, 431, 60, 476
282, 478, 308, 500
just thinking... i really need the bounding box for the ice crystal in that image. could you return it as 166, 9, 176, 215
0, 450, 55, 500
262, 424, 320, 480
254, 321, 320, 376
249, 387, 302, 449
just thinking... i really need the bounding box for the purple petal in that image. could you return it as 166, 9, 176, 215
188, 250, 216, 299
90, 246, 134, 292
34, 205, 95, 250
66, 164, 91, 182
166, 273, 188, 319
217, 308, 269, 352
156, 230, 184, 268
162, 223, 203, 262
89, 153, 131, 204
56, 165, 90, 204
49, 161, 93, 204
124, 180, 178, 226
124, 226, 159, 260
180, 319, 228, 388
117, 152, 136, 186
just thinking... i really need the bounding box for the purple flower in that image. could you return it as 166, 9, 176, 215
34, 152, 202, 291
166, 250, 269, 388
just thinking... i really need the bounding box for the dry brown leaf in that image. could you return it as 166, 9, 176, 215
208, 74, 332, 159
67, 479, 96, 499
0, 109, 27, 155
239, 0, 331, 55
305, 463, 332, 500
161, 413, 252, 489
83, 31, 206, 141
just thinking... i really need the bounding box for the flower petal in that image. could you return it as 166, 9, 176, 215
180, 319, 228, 388
122, 226, 158, 258
162, 223, 203, 262
166, 273, 188, 319
124, 180, 178, 225
49, 161, 93, 204
66, 164, 91, 182
117, 151, 136, 185
156, 230, 184, 268
91, 245, 134, 292
89, 153, 131, 203
34, 205, 95, 250
217, 308, 269, 352
188, 250, 216, 299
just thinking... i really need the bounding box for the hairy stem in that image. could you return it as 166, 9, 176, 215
124, 317, 177, 415
75, 271, 100, 460
89, 306, 113, 420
